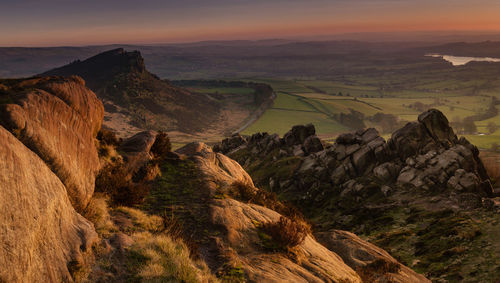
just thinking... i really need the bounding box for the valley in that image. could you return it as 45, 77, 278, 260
1, 40, 499, 282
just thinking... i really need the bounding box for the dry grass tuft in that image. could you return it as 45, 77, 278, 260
83, 194, 117, 237
130, 232, 217, 283
262, 216, 309, 250
356, 259, 401, 282
115, 206, 163, 232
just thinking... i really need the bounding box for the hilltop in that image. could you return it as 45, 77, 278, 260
41, 48, 221, 136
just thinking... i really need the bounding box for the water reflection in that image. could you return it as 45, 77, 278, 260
426, 54, 500, 66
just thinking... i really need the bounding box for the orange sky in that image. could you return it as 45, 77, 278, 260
1, 0, 500, 46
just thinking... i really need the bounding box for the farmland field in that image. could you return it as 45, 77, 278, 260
240, 75, 500, 149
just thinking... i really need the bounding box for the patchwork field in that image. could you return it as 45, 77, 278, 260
240, 77, 500, 149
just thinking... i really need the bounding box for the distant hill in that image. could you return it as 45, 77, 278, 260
41, 48, 220, 134
418, 41, 500, 57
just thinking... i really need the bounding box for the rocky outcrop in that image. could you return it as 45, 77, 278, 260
0, 76, 104, 210
217, 109, 493, 203
0, 125, 97, 283
170, 142, 426, 282
215, 109, 497, 281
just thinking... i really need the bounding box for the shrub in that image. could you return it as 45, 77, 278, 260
95, 162, 129, 195
150, 131, 171, 159
487, 122, 499, 134
356, 259, 401, 282
229, 180, 257, 201
95, 162, 151, 206
97, 128, 120, 146
261, 216, 309, 250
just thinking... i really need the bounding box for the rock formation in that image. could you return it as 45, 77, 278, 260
163, 142, 427, 282
214, 109, 498, 281
0, 76, 103, 282
0, 76, 104, 210
216, 109, 493, 203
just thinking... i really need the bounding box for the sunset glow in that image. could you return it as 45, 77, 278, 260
1, 0, 500, 46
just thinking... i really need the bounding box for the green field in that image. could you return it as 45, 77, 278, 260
240, 77, 500, 149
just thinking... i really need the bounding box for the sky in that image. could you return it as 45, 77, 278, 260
1, 0, 500, 46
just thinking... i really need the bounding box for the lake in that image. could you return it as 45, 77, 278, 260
426, 54, 500, 66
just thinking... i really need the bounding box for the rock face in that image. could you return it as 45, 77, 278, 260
171, 142, 424, 282
0, 125, 97, 283
0, 76, 104, 210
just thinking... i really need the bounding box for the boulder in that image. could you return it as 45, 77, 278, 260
119, 130, 157, 154
0, 126, 97, 283
418, 109, 457, 145
303, 135, 324, 154
0, 76, 104, 210
336, 133, 362, 145
283, 124, 315, 146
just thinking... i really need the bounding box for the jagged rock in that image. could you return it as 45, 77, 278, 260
119, 130, 157, 153
220, 109, 494, 282
418, 109, 457, 145
0, 126, 97, 283
0, 76, 104, 211
337, 133, 362, 145
213, 134, 247, 153
352, 146, 375, 174
316, 230, 430, 283
360, 128, 380, 144
373, 162, 401, 182
303, 135, 324, 154
389, 122, 434, 160
292, 145, 305, 156
283, 124, 315, 146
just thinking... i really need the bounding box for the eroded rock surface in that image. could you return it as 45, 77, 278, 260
0, 76, 104, 210
170, 142, 426, 282
317, 230, 429, 283
0, 125, 97, 283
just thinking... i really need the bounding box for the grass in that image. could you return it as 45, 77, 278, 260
236, 77, 500, 149
115, 206, 163, 232
82, 194, 117, 237
188, 87, 255, 95
242, 108, 347, 136
129, 232, 216, 283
